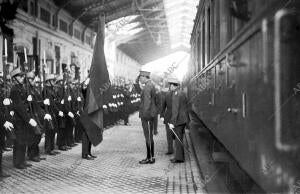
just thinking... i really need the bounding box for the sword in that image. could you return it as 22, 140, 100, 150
168, 123, 191, 153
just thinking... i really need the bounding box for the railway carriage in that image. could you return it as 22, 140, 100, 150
188, 0, 300, 193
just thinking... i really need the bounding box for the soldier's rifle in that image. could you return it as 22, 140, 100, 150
76, 70, 82, 117
42, 61, 55, 130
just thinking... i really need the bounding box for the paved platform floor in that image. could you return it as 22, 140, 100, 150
0, 113, 205, 194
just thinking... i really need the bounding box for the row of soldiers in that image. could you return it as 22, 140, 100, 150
0, 67, 140, 178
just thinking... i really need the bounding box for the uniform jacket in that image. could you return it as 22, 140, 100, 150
160, 91, 173, 124
137, 80, 157, 119
10, 83, 32, 144
43, 85, 59, 130
170, 90, 189, 126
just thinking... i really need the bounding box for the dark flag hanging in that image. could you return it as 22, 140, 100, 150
80, 14, 110, 146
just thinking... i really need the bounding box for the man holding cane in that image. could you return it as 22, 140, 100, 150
167, 77, 189, 163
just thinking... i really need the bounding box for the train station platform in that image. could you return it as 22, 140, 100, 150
0, 113, 206, 194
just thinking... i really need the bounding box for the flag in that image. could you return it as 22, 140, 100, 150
80, 14, 110, 146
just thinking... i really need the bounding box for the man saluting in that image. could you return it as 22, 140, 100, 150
134, 70, 157, 164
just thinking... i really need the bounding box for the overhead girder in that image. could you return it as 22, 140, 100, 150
84, 3, 136, 25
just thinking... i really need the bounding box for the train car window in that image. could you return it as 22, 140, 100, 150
214, 0, 220, 55
206, 7, 211, 64
197, 31, 201, 72
229, 0, 251, 22
201, 20, 205, 69
19, 0, 28, 13
275, 10, 300, 145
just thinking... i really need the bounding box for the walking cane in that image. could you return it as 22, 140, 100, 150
168, 123, 191, 153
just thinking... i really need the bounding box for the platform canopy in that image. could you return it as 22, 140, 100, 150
52, 0, 199, 64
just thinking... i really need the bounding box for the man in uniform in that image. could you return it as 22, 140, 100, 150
65, 78, 76, 148
55, 75, 68, 151
0, 72, 13, 177
134, 70, 157, 164
43, 74, 59, 155
73, 80, 83, 143
26, 71, 45, 162
10, 67, 38, 169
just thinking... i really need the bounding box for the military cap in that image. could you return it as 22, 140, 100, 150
6, 75, 11, 80
10, 67, 24, 78
45, 74, 56, 81
26, 71, 35, 79
139, 70, 150, 77
55, 75, 63, 82
168, 77, 180, 85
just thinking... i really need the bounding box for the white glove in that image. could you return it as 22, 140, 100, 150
4, 121, 14, 131
27, 95, 33, 102
61, 99, 64, 104
58, 111, 64, 117
68, 112, 74, 118
113, 95, 116, 99
10, 111, 14, 116
103, 105, 107, 109
168, 123, 175, 129
76, 111, 80, 116
84, 78, 90, 85
3, 98, 10, 105
29, 118, 37, 127
68, 96, 72, 101
77, 97, 82, 102
161, 117, 164, 122
44, 113, 52, 121
43, 98, 50, 105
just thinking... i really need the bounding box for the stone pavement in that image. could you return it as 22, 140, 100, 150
0, 113, 206, 194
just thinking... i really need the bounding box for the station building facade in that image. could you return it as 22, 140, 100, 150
0, 0, 141, 82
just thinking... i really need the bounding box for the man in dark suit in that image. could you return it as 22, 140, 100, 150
167, 77, 189, 163
160, 85, 174, 155
134, 70, 157, 164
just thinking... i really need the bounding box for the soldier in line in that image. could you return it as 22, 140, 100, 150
55, 75, 67, 151
43, 74, 60, 155
72, 81, 83, 143
25, 71, 45, 162
134, 70, 157, 164
0, 72, 13, 178
10, 68, 38, 169
65, 79, 76, 148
